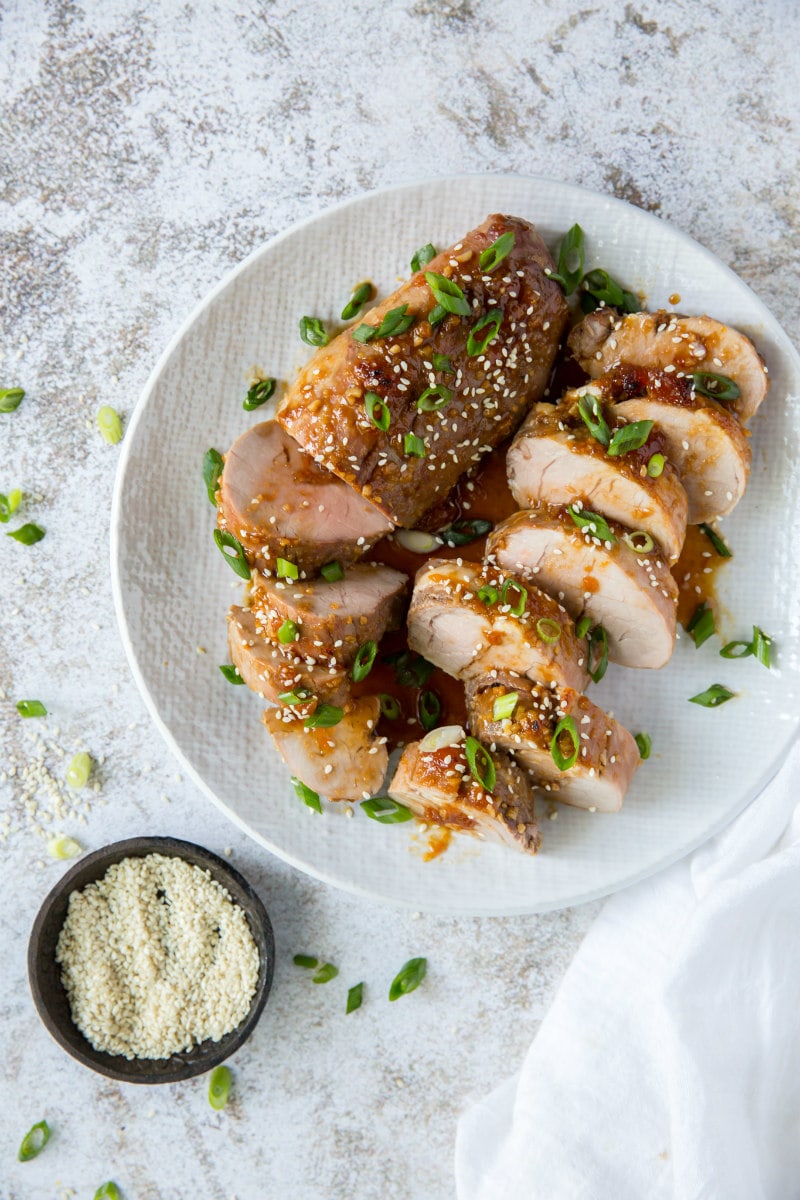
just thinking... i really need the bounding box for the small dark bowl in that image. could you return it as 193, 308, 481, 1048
28, 837, 274, 1084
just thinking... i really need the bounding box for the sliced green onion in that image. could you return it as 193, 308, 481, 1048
320, 560, 344, 582
646, 453, 665, 478
699, 523, 732, 558
432, 353, 454, 373
551, 715, 579, 771
392, 528, 441, 552
293, 954, 318, 968
536, 617, 562, 644
547, 224, 584, 295
346, 982, 364, 1013
404, 432, 426, 457
277, 618, 299, 644
0, 487, 22, 523
428, 303, 448, 327
213, 529, 250, 578
219, 664, 245, 684
352, 323, 377, 343
208, 1065, 231, 1110
492, 691, 518, 721
0, 387, 25, 414
18, 1120, 51, 1161
635, 732, 652, 760
752, 626, 772, 669
66, 751, 92, 789
577, 393, 610, 447
312, 962, 338, 984
439, 518, 492, 546
691, 372, 741, 402
384, 649, 435, 688
576, 614, 592, 639
203, 448, 224, 505
97, 406, 123, 444
582, 269, 641, 313
411, 243, 436, 273
304, 704, 343, 728
276, 556, 298, 580
7, 522, 45, 545
278, 687, 312, 705
418, 689, 441, 732
16, 700, 47, 718
243, 378, 276, 410
466, 308, 503, 356
416, 383, 452, 412
361, 797, 414, 824
501, 578, 527, 616
623, 530, 654, 553
424, 271, 471, 317
567, 505, 616, 544
464, 735, 496, 792
377, 304, 415, 339
479, 231, 515, 273
341, 282, 373, 321
720, 640, 753, 659
352, 640, 378, 682
607, 420, 654, 457
48, 834, 82, 860
477, 584, 499, 605
587, 624, 609, 683
94, 1183, 120, 1200
379, 693, 401, 720
389, 957, 427, 1001
686, 602, 715, 649
291, 777, 322, 812
365, 391, 390, 431
299, 316, 329, 346
689, 683, 735, 708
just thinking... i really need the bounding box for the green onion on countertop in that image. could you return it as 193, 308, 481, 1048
16, 700, 47, 718
203, 448, 224, 505
243, 378, 276, 410
18, 1120, 50, 1162
66, 751, 92, 789
293, 954, 318, 968
389, 957, 427, 1001
291, 777, 322, 812
686, 602, 716, 649
94, 1183, 120, 1200
464, 735, 496, 792
97, 406, 123, 444
208, 1065, 232, 1111
720, 626, 772, 668
219, 664, 245, 684
346, 983, 364, 1013
0, 387, 25, 413
689, 684, 735, 708
361, 797, 414, 824
312, 962, 339, 984
213, 529, 249, 578
551, 715, 579, 771
299, 316, 329, 346
0, 488, 22, 523
7, 522, 45, 545
635, 732, 652, 760
48, 835, 82, 860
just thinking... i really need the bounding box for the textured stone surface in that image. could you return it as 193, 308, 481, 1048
1, 1, 798, 1197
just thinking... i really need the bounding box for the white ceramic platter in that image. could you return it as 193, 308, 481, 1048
111, 176, 800, 915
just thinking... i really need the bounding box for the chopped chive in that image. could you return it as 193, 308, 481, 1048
479, 231, 515, 273
18, 1120, 50, 1161
699, 522, 732, 558
48, 834, 82, 860
635, 732, 652, 760
477, 584, 498, 605
97, 406, 123, 444
428, 303, 448, 327
0, 487, 22, 523
346, 982, 364, 1013
304, 704, 343, 728
276, 557, 298, 580
404, 432, 426, 457
389, 957, 427, 1001
686, 602, 715, 649
432, 353, 454, 373
416, 383, 452, 412
691, 372, 740, 402
411, 243, 436, 273
361, 797, 414, 823
567, 505, 616, 544
466, 308, 503, 356
0, 387, 25, 414
623, 530, 654, 553
364, 391, 390, 431
464, 735, 496, 792
548, 224, 584, 295
587, 624, 609, 683
607, 420, 654, 457
320, 560, 344, 582
16, 700, 47, 718
752, 626, 772, 669
203, 448, 224, 505
213, 529, 250, 578
536, 617, 561, 644
299, 316, 329, 346
65, 751, 92, 789
501, 578, 527, 616
492, 691, 518, 721
277, 619, 299, 644
293, 954, 318, 968
576, 614, 592, 639
646, 453, 665, 478
278, 687, 312, 705
689, 683, 735, 708
94, 1184, 120, 1200
352, 640, 378, 683
384, 649, 435, 688
577, 393, 610, 447
376, 304, 415, 339
7, 522, 45, 545
417, 689, 441, 732
219, 663, 245, 684
424, 271, 471, 317
208, 1065, 231, 1111
379, 693, 402, 720
439, 518, 492, 546
291, 777, 322, 812
341, 281, 373, 321
243, 378, 276, 410
719, 639, 753, 659
312, 962, 338, 984
551, 715, 579, 771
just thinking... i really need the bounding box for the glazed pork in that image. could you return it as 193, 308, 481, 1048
486, 509, 678, 669
568, 309, 768, 423
407, 558, 590, 692
263, 695, 388, 801
388, 725, 540, 855
227, 606, 350, 705
218, 421, 392, 576
278, 214, 568, 528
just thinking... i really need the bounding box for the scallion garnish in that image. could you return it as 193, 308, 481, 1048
365, 391, 390, 431
352, 323, 377, 343
379, 693, 401, 720
341, 282, 373, 321
304, 704, 344, 728
97, 406, 123, 444
587, 624, 609, 683
384, 649, 435, 688
377, 304, 415, 339
428, 303, 448, 327
607, 420, 654, 457
213, 529, 250, 578
0, 387, 25, 414
18, 1120, 51, 1161
16, 700, 47, 718
635, 732, 652, 760
719, 639, 753, 659
689, 683, 735, 708
577, 393, 610, 447
752, 626, 772, 668
278, 687, 312, 705
576, 614, 592, 639
464, 735, 496, 792
646, 453, 665, 478
361, 797, 414, 824
352, 640, 378, 682
293, 954, 318, 968
699, 523, 732, 558
291, 777, 322, 812
439, 518, 492, 546
277, 619, 300, 644
299, 316, 329, 346
404, 432, 426, 457
536, 617, 561, 644
389, 957, 427, 1001
551, 715, 579, 771
320, 560, 344, 582
492, 691, 518, 721
94, 1183, 120, 1200
66, 751, 92, 789
313, 962, 339, 984
418, 689, 441, 731
466, 308, 503, 356
219, 664, 245, 684
243, 378, 276, 410
432, 353, 454, 373
567, 505, 616, 544
346, 982, 364, 1013
276, 557, 299, 581
417, 383, 452, 411
48, 834, 81, 860
477, 583, 498, 604
203, 448, 224, 505
686, 602, 716, 649
501, 578, 527, 616
691, 372, 741, 402
411, 243, 436, 273
479, 231, 515, 273
0, 487, 22, 523
424, 271, 471, 317
7, 522, 45, 545
623, 530, 654, 553
208, 1065, 232, 1111
582, 268, 641, 314
547, 224, 584, 295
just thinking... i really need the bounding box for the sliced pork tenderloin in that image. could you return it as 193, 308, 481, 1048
227, 606, 350, 705
263, 695, 387, 801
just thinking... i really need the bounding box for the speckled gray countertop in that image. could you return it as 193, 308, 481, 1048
1, 2, 798, 1197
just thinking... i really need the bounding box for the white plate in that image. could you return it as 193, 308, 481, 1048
111, 176, 800, 915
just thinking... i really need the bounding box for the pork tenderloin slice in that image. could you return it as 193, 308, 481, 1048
263, 695, 387, 802
249, 562, 407, 668
218, 420, 392, 576
227, 606, 350, 705
277, 214, 568, 528
507, 402, 688, 563
568, 309, 768, 422
388, 728, 540, 855
486, 509, 678, 669
467, 677, 640, 812
407, 558, 590, 692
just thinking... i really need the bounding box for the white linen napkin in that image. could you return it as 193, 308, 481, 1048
456, 740, 800, 1200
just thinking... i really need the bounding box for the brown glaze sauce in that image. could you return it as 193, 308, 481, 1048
423, 827, 453, 861
674, 524, 729, 627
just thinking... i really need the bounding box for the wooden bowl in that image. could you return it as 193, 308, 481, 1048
27, 837, 274, 1084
